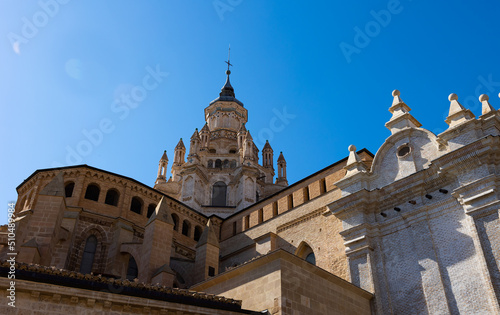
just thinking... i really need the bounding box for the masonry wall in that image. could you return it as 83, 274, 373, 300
219, 189, 349, 280
192, 251, 372, 315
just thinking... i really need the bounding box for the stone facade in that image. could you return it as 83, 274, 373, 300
1, 71, 500, 314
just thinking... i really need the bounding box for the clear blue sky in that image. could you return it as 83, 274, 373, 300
1, 1, 500, 223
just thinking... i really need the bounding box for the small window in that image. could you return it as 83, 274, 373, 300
208, 160, 214, 168
126, 256, 138, 280
209, 148, 216, 154
303, 187, 310, 202
258, 209, 263, 223
130, 197, 143, 214
212, 181, 227, 206
84, 184, 100, 201
147, 204, 156, 218
105, 189, 119, 206
230, 160, 237, 168
273, 202, 278, 217
80, 235, 97, 274
172, 214, 179, 231
229, 149, 237, 154
215, 159, 222, 168
222, 159, 229, 168
208, 266, 215, 277
194, 226, 203, 242
287, 195, 294, 210
232, 221, 237, 236
320, 178, 327, 194
182, 220, 191, 236
244, 215, 250, 230
65, 182, 75, 198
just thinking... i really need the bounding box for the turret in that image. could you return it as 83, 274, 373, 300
199, 123, 210, 150
188, 129, 201, 159
262, 140, 274, 169
243, 130, 255, 161
237, 123, 247, 154
155, 150, 168, 185
276, 151, 288, 186
172, 139, 186, 182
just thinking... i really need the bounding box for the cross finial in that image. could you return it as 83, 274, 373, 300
225, 45, 232, 75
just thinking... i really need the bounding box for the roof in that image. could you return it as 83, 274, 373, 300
0, 261, 256, 313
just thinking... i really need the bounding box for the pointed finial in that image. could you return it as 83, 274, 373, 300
344, 145, 367, 177
479, 94, 495, 115
445, 93, 475, 127
392, 90, 404, 106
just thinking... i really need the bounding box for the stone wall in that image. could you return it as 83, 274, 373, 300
192, 250, 372, 315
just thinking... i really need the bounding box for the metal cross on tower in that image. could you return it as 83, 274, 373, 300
225, 45, 232, 75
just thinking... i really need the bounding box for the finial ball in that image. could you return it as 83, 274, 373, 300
226, 70, 231, 75
348, 145, 356, 152
392, 90, 400, 97
479, 94, 489, 102
448, 93, 458, 101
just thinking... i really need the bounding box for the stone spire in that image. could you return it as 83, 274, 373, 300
385, 90, 422, 135
480, 94, 495, 115
196, 219, 219, 248
155, 150, 168, 185
276, 152, 288, 186
146, 196, 174, 226
189, 128, 200, 157
40, 172, 64, 196
445, 93, 475, 128
344, 145, 367, 177
262, 140, 274, 169
199, 123, 210, 149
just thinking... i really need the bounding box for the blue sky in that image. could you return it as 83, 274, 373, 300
1, 1, 500, 223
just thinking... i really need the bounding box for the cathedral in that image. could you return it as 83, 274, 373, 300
1, 64, 500, 314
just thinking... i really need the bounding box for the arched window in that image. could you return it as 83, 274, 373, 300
130, 197, 143, 214
306, 252, 316, 265
223, 159, 229, 168
80, 235, 97, 274
84, 184, 100, 201
194, 226, 203, 242
209, 148, 216, 154
230, 160, 236, 168
182, 220, 191, 237
126, 255, 138, 280
296, 242, 316, 266
105, 189, 119, 206
65, 182, 75, 198
215, 159, 222, 168
172, 213, 179, 231
147, 204, 156, 218
229, 148, 237, 154
212, 181, 227, 206
208, 160, 214, 168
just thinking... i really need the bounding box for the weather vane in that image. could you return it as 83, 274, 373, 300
225, 45, 232, 75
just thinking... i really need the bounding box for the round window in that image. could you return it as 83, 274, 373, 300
397, 145, 411, 158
